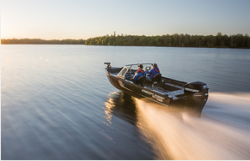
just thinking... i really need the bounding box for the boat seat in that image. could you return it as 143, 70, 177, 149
135, 75, 146, 86
151, 73, 162, 89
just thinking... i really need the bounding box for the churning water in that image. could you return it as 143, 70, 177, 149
136, 93, 250, 159
1, 45, 250, 159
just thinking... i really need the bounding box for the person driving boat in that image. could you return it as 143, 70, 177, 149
145, 63, 160, 82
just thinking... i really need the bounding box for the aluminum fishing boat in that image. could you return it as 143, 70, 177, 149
104, 62, 209, 116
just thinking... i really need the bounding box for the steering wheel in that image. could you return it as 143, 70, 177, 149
145, 66, 151, 71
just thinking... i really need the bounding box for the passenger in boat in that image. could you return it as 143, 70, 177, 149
132, 64, 145, 83
145, 63, 160, 82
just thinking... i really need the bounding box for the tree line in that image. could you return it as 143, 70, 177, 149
85, 33, 250, 48
2, 33, 250, 48
1, 38, 85, 44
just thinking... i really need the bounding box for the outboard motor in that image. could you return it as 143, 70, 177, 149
184, 81, 209, 117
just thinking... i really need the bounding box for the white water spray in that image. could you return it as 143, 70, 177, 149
136, 93, 250, 160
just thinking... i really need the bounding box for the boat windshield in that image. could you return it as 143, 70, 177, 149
117, 63, 153, 78
128, 63, 152, 71
117, 66, 128, 77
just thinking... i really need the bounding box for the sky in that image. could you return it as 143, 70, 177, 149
1, 0, 250, 40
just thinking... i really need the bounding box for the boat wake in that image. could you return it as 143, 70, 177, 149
136, 92, 250, 159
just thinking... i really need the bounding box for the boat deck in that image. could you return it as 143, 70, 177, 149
110, 72, 185, 97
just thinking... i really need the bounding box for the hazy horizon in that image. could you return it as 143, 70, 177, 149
2, 32, 250, 41
1, 0, 250, 40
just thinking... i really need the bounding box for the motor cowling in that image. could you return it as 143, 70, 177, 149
185, 81, 208, 97
184, 81, 209, 117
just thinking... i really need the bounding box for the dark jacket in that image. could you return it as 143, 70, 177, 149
145, 67, 160, 80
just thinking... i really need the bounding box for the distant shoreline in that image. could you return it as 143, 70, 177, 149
2, 33, 250, 49
2, 44, 250, 49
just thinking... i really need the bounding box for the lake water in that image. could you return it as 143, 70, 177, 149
1, 45, 250, 159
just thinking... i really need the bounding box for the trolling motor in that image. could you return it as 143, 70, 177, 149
104, 62, 111, 72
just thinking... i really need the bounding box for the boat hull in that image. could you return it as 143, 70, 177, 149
105, 67, 208, 117
106, 70, 172, 106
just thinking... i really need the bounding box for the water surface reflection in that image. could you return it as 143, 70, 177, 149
104, 92, 138, 126
2, 45, 250, 159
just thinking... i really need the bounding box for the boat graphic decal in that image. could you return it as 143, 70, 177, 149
142, 89, 165, 102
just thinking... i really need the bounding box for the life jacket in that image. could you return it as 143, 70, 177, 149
153, 68, 160, 73
136, 69, 145, 74
134, 69, 145, 81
